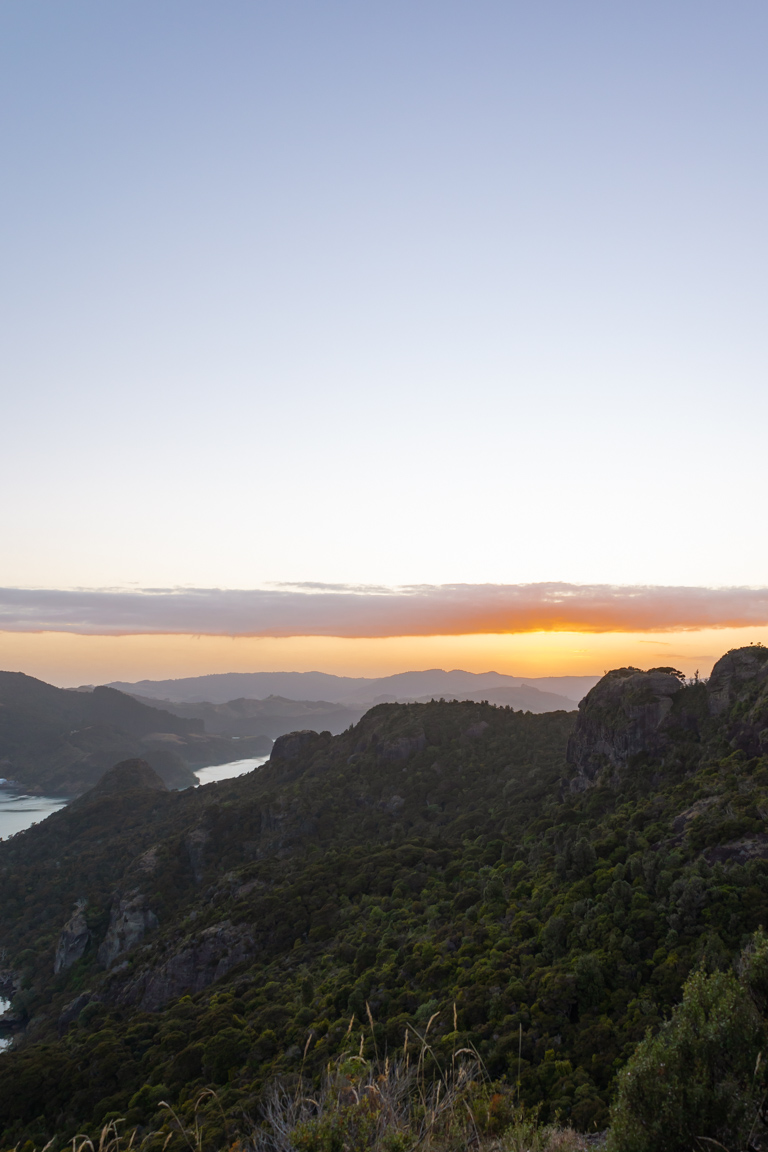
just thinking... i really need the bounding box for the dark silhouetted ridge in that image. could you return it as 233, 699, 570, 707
85, 758, 168, 798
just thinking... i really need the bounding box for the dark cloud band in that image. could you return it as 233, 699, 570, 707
1, 583, 768, 637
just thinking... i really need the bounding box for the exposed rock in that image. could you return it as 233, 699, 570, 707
673, 796, 719, 833
704, 835, 768, 866
566, 668, 684, 787
186, 827, 209, 883
706, 646, 768, 757
378, 733, 426, 761
131, 845, 161, 875
97, 890, 158, 969
57, 991, 94, 1034
567, 648, 768, 790
270, 730, 326, 763
707, 646, 768, 716
54, 905, 90, 974
115, 920, 256, 1011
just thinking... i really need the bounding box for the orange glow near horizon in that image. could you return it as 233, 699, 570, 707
2, 626, 768, 687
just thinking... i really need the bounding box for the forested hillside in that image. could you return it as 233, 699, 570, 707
0, 646, 767, 1149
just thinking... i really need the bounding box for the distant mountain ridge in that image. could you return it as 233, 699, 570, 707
127, 682, 580, 741
107, 668, 599, 707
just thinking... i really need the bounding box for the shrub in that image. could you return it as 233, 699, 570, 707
608, 932, 768, 1152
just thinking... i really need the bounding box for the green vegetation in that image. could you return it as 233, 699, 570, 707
0, 647, 767, 1149
608, 929, 768, 1152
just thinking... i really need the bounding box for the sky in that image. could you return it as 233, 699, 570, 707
1, 1, 767, 684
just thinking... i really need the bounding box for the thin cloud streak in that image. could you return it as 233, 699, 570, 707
1, 583, 768, 637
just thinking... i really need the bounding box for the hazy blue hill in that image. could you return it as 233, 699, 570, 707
126, 684, 577, 739
108, 668, 600, 706
410, 684, 579, 711
129, 693, 366, 738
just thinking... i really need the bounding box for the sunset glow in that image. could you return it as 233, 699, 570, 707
4, 626, 768, 688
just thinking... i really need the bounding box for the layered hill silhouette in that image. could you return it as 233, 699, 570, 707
0, 646, 767, 1146
0, 672, 270, 795
129, 692, 367, 739
127, 682, 581, 742
107, 668, 597, 708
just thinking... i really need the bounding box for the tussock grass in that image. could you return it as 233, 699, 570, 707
4, 1020, 596, 1152
3, 1062, 592, 1152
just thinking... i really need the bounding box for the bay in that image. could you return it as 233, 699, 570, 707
0, 791, 67, 842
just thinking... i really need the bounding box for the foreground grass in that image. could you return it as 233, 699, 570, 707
4, 1054, 595, 1152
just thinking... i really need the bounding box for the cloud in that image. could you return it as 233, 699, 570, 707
1, 583, 768, 637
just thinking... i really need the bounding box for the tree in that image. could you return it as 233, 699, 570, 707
608, 930, 768, 1152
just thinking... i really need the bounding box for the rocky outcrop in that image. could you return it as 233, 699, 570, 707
97, 891, 158, 969
706, 646, 768, 757
707, 646, 768, 716
566, 647, 768, 789
115, 920, 256, 1011
54, 905, 90, 974
270, 730, 327, 763
566, 668, 684, 788
57, 991, 96, 1034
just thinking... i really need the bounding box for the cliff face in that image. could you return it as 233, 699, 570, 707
97, 891, 158, 970
53, 906, 90, 974
567, 645, 768, 788
566, 667, 684, 788
706, 646, 768, 758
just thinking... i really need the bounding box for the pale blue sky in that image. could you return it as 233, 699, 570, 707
2, 1, 767, 592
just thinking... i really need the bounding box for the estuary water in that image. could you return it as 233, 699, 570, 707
0, 790, 68, 841
193, 754, 270, 786
0, 754, 271, 842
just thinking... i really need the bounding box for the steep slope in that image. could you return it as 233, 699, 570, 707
0, 648, 767, 1146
